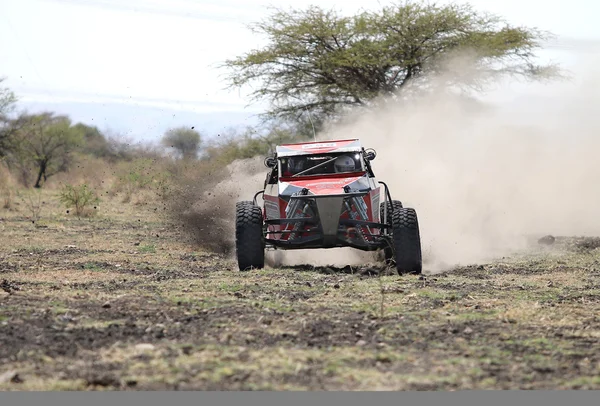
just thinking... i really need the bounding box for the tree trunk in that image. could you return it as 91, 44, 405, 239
34, 161, 47, 188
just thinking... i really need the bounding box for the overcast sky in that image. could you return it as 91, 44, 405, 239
1, 0, 599, 141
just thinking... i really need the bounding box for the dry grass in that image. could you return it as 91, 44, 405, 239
0, 186, 599, 390
46, 155, 116, 193
0, 163, 17, 210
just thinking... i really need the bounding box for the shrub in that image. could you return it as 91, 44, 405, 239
0, 163, 16, 209
58, 183, 100, 218
111, 158, 157, 202
16, 188, 43, 222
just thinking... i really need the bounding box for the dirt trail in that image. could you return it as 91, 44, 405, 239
1, 206, 599, 390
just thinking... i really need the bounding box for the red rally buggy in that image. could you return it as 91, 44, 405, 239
235, 138, 422, 275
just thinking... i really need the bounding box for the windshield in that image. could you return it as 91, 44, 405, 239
279, 152, 365, 177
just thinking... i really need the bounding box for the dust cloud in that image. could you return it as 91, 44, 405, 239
174, 52, 600, 273
314, 53, 600, 272
169, 156, 267, 255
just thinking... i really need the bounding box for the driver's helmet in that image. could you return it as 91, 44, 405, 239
288, 157, 306, 174
334, 155, 356, 173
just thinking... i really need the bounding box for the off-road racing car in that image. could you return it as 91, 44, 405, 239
235, 139, 422, 275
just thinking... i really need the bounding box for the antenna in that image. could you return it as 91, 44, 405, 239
304, 106, 317, 142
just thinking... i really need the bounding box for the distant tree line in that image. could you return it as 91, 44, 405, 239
0, 80, 316, 189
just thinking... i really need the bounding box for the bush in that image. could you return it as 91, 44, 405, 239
0, 163, 16, 209
16, 188, 43, 222
59, 183, 100, 218
110, 158, 158, 202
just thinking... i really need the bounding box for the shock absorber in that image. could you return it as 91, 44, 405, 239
343, 186, 370, 243
285, 188, 309, 241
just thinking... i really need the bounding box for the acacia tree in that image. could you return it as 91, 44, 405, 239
161, 127, 202, 160
9, 112, 84, 188
223, 1, 559, 121
73, 123, 112, 158
0, 78, 17, 117
0, 78, 18, 158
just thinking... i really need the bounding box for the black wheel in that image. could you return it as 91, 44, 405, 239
391, 207, 422, 275
379, 200, 403, 264
235, 201, 265, 271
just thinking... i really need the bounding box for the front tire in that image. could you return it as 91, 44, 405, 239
391, 207, 422, 275
235, 201, 265, 271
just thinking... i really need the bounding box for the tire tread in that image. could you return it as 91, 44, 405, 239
235, 201, 265, 271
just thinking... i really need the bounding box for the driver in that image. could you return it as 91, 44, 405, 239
334, 155, 356, 173
283, 157, 307, 176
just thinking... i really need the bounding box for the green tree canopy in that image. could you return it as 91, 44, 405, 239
73, 123, 112, 158
223, 1, 558, 121
0, 78, 17, 118
0, 78, 18, 158
9, 112, 84, 188
161, 127, 202, 160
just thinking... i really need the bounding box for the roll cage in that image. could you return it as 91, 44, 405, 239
263, 148, 377, 187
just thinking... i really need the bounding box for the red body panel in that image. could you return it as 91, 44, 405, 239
263, 139, 382, 246
277, 139, 360, 155
264, 173, 381, 242
281, 173, 366, 195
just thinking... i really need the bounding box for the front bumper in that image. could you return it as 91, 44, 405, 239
264, 191, 391, 250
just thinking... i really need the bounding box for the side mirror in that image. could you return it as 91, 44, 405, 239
264, 157, 277, 168
364, 148, 376, 161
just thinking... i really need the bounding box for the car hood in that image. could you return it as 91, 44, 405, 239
279, 174, 371, 196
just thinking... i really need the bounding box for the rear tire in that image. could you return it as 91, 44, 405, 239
380, 200, 403, 265
235, 201, 265, 271
391, 207, 422, 275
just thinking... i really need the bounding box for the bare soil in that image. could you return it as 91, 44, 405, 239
1, 191, 599, 390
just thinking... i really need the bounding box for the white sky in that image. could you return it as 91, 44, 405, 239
1, 0, 599, 138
